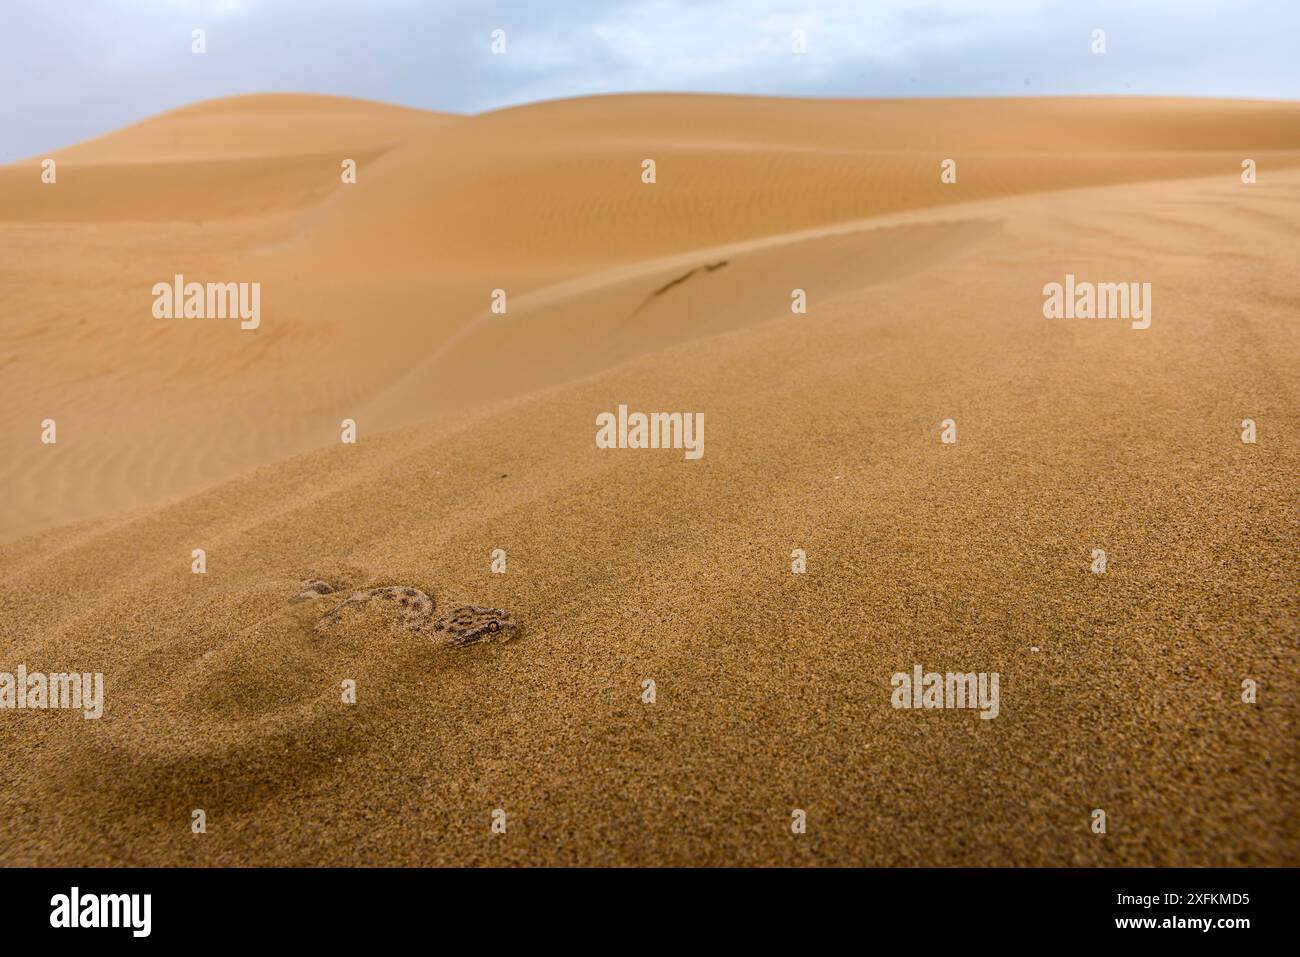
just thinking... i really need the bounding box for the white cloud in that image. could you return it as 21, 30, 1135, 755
2, 0, 1297, 162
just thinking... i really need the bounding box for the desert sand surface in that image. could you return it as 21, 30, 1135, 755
0, 94, 1296, 866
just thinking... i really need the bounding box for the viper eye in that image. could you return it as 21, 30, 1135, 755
489, 622, 499, 632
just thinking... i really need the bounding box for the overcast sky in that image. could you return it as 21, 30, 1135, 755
2, 0, 1297, 162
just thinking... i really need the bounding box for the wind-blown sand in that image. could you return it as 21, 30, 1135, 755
0, 94, 1296, 865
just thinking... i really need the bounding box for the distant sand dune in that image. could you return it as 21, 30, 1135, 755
4, 94, 1299, 541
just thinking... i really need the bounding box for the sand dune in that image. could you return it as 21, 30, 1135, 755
5, 94, 1299, 544
0, 94, 1296, 865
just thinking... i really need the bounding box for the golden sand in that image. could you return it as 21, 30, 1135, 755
0, 94, 1296, 865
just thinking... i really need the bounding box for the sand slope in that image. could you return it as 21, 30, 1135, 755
4, 95, 1300, 542
0, 95, 1296, 865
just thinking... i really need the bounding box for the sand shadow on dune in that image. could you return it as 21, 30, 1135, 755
90, 574, 447, 807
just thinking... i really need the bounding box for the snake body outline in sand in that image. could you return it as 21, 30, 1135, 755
302, 581, 519, 645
